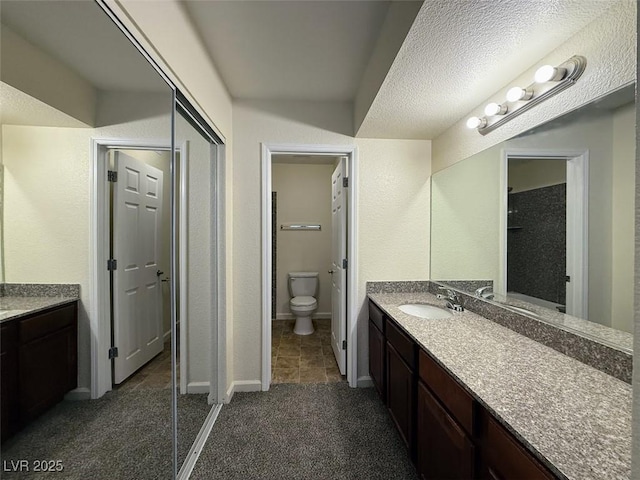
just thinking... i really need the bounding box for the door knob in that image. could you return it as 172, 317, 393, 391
157, 270, 164, 277
328, 270, 335, 274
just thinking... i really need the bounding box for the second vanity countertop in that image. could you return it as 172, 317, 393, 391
0, 296, 79, 323
368, 291, 631, 480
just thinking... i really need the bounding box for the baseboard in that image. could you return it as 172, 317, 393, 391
357, 376, 374, 388
274, 312, 331, 321
163, 329, 171, 342
187, 381, 210, 394
224, 380, 262, 403
177, 403, 222, 480
65, 387, 91, 401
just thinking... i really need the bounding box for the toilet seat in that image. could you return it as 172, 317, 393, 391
290, 296, 317, 308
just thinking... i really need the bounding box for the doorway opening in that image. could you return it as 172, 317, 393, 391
90, 139, 187, 399
500, 149, 588, 318
261, 144, 358, 390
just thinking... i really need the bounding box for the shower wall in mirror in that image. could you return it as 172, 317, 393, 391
431, 84, 635, 337
0, 1, 200, 478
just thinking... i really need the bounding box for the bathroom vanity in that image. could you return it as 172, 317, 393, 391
368, 291, 631, 480
1, 297, 78, 442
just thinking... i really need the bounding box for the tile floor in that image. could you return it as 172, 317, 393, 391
271, 318, 346, 384
115, 340, 173, 391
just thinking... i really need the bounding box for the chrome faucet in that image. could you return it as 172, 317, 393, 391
475, 286, 494, 300
437, 287, 464, 312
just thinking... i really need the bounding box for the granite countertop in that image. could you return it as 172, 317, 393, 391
0, 296, 79, 323
368, 291, 631, 480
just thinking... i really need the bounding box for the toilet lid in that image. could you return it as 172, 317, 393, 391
290, 296, 317, 307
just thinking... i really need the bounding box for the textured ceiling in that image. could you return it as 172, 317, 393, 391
356, 0, 617, 139
0, 1, 167, 92
0, 82, 89, 128
183, 0, 391, 101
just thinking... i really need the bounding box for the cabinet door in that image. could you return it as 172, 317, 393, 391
386, 342, 414, 452
19, 326, 76, 423
369, 320, 385, 402
1, 321, 19, 442
481, 414, 555, 480
417, 381, 474, 480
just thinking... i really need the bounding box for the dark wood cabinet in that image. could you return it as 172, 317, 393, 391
1, 321, 19, 442
1, 302, 78, 442
386, 342, 415, 452
479, 413, 554, 480
417, 380, 474, 480
367, 299, 559, 480
385, 318, 416, 455
368, 320, 385, 401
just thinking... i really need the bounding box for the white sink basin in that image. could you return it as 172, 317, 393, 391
398, 304, 452, 319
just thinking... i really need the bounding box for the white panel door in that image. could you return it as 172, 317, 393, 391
330, 157, 347, 374
112, 151, 164, 384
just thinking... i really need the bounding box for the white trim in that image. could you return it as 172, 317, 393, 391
500, 149, 589, 317
64, 387, 91, 401
179, 141, 189, 395
261, 143, 359, 390
214, 144, 228, 405
186, 382, 211, 395
90, 139, 174, 399
357, 376, 374, 388
177, 403, 222, 480
224, 380, 262, 403
274, 312, 332, 321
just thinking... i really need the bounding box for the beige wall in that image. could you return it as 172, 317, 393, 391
272, 163, 333, 318
508, 159, 566, 193
1, 25, 97, 126
432, 0, 635, 173
611, 103, 635, 333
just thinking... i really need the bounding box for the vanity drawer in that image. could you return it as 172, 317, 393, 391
368, 300, 385, 332
386, 319, 415, 369
419, 349, 474, 435
20, 303, 77, 344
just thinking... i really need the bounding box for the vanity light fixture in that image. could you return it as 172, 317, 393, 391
484, 102, 507, 116
506, 86, 533, 102
466, 55, 586, 135
466, 116, 487, 129
534, 64, 567, 83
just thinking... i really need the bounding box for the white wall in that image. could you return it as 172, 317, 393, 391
272, 163, 333, 318
432, 0, 636, 173
233, 99, 431, 383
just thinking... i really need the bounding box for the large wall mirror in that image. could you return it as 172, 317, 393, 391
0, 1, 218, 478
431, 82, 635, 350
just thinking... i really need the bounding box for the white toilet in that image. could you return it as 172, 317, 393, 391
288, 272, 319, 335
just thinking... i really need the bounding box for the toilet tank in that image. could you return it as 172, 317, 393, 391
288, 272, 318, 297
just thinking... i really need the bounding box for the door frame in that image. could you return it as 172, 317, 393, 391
499, 148, 589, 318
90, 138, 187, 398
261, 143, 359, 389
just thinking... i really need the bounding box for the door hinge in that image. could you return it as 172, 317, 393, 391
342, 258, 348, 269
342, 340, 347, 350
107, 259, 117, 271
108, 347, 119, 359
342, 177, 349, 188
566, 275, 571, 283
107, 170, 118, 182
